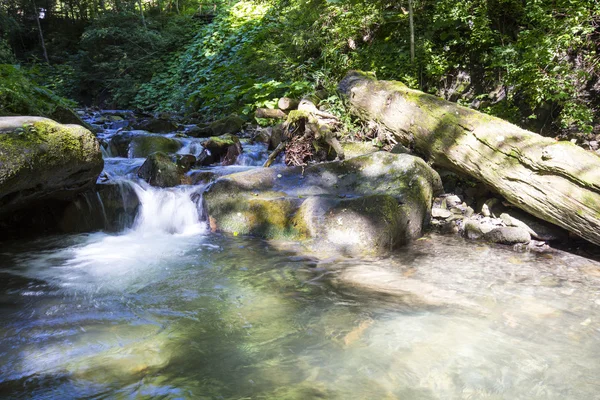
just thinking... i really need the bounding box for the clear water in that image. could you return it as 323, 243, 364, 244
1, 116, 600, 399
2, 227, 600, 399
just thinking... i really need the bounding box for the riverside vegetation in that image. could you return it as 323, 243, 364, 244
1, 0, 600, 398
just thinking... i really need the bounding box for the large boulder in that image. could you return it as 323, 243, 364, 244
0, 117, 104, 215
203, 152, 443, 254
128, 135, 182, 158
137, 152, 181, 188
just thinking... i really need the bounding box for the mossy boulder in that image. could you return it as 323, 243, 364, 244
187, 124, 214, 138
137, 152, 181, 188
209, 114, 245, 136
341, 141, 379, 158
203, 134, 243, 165
0, 116, 104, 218
129, 135, 183, 158
293, 194, 410, 253
203, 151, 442, 254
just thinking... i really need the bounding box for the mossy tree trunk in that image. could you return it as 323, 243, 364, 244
339, 71, 600, 246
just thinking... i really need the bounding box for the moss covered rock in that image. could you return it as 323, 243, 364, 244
203, 151, 442, 254
129, 135, 183, 158
203, 134, 243, 165
209, 114, 245, 136
137, 152, 181, 188
0, 116, 104, 216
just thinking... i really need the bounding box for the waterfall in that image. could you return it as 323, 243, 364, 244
129, 181, 206, 235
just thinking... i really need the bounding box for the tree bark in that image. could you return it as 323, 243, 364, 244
339, 71, 600, 246
408, 0, 415, 63
278, 97, 299, 111
32, 0, 49, 64
255, 108, 287, 119
137, 0, 146, 28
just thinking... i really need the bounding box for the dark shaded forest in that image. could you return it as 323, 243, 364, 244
1, 0, 600, 139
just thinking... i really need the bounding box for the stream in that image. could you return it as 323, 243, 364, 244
1, 115, 600, 399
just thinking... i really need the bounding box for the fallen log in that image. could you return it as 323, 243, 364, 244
339, 71, 600, 246
278, 97, 299, 111
255, 108, 287, 119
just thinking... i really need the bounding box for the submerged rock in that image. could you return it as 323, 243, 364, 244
483, 226, 531, 245
137, 152, 181, 188
203, 152, 443, 254
0, 117, 103, 214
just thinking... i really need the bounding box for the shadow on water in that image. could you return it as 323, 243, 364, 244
0, 230, 437, 399
2, 228, 600, 399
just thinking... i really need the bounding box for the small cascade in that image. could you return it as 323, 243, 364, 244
100, 144, 113, 158
95, 192, 109, 228
235, 141, 280, 166
130, 182, 206, 235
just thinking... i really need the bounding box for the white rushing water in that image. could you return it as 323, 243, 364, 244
10, 181, 207, 294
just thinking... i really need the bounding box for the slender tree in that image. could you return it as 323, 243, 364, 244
32, 0, 49, 63
408, 0, 414, 63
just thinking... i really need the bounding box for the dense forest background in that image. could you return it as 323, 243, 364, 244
1, 0, 599, 138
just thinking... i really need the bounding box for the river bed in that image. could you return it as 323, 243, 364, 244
1, 117, 600, 399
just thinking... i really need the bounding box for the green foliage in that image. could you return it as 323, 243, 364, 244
0, 64, 76, 117
134, 0, 598, 135
3, 0, 599, 135
68, 12, 201, 107
0, 37, 15, 64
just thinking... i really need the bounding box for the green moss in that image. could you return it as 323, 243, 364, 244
286, 110, 310, 124
0, 119, 98, 183
129, 135, 182, 158
581, 193, 600, 219
204, 134, 239, 147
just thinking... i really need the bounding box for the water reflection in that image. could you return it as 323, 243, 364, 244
0, 233, 600, 399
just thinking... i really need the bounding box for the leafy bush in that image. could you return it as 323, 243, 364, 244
0, 64, 76, 117
135, 0, 599, 134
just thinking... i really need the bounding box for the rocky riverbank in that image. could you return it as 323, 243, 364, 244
1, 104, 599, 259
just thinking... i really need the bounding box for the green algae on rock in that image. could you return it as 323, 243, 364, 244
137, 151, 182, 188
203, 151, 442, 254
339, 70, 600, 247
0, 116, 103, 215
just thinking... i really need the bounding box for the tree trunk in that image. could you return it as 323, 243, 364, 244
32, 0, 49, 64
339, 71, 600, 246
408, 0, 415, 63
137, 0, 146, 28
255, 108, 287, 119
278, 97, 300, 111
